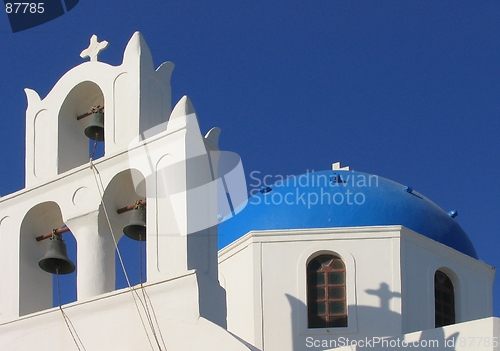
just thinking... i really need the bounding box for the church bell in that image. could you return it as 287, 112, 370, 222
123, 203, 146, 241
84, 109, 104, 141
38, 234, 75, 275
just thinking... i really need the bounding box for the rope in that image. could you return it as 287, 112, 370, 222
140, 286, 168, 350
89, 159, 165, 351
139, 236, 168, 350
56, 270, 87, 351
90, 138, 98, 160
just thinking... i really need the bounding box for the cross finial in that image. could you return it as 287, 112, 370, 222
332, 161, 350, 171
80, 34, 108, 62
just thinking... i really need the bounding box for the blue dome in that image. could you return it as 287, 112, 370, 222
218, 170, 477, 258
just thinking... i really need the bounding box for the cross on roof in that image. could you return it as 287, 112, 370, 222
80, 34, 108, 62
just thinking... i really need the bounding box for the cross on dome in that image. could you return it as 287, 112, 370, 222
80, 34, 108, 62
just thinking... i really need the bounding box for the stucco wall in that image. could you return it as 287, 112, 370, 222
219, 225, 495, 351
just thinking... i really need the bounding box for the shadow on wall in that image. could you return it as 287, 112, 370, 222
285, 284, 459, 351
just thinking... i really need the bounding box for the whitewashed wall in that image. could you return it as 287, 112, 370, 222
219, 225, 495, 351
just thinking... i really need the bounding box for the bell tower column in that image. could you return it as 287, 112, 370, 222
144, 96, 220, 282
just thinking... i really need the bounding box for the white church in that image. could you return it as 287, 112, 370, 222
0, 32, 497, 350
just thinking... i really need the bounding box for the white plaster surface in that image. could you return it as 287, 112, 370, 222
219, 226, 495, 351
0, 31, 497, 351
0, 32, 236, 350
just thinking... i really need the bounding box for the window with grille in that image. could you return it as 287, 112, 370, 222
307, 254, 347, 328
434, 270, 455, 328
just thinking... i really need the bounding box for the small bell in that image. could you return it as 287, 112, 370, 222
84, 107, 104, 141
38, 234, 75, 275
123, 203, 146, 241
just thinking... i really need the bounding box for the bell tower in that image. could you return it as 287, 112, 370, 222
24, 32, 174, 182
0, 32, 227, 327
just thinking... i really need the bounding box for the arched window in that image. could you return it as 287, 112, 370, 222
434, 270, 455, 327
307, 254, 347, 328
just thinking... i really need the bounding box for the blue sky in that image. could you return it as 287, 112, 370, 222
1, 2, 499, 316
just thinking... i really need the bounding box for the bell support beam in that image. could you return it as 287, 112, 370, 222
76, 105, 104, 120
35, 226, 70, 241
116, 199, 146, 214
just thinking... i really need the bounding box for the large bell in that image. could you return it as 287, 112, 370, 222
123, 205, 146, 241
84, 111, 104, 141
39, 235, 75, 275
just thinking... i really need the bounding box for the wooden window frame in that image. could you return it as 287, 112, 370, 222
307, 254, 347, 328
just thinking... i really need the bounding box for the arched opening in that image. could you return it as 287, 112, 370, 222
58, 81, 105, 174
307, 253, 347, 328
99, 168, 147, 290
434, 270, 455, 327
20, 202, 77, 315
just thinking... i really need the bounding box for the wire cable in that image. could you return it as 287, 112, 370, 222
56, 270, 87, 351
89, 158, 165, 351
139, 236, 167, 350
